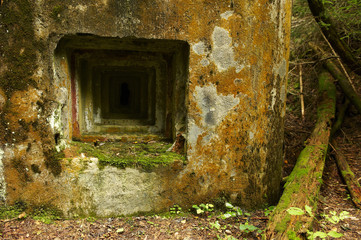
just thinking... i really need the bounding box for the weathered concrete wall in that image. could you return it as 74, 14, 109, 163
0, 0, 292, 216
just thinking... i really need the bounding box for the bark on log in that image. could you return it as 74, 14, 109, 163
325, 62, 361, 114
310, 43, 361, 114
307, 0, 361, 75
266, 69, 336, 240
331, 139, 361, 209
330, 98, 349, 137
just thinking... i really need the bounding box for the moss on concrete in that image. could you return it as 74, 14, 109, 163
44, 150, 64, 176
71, 140, 185, 171
11, 158, 32, 182
30, 164, 41, 174
0, 0, 38, 95
51, 5, 65, 20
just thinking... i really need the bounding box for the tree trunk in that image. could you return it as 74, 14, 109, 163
266, 69, 336, 239
307, 0, 361, 75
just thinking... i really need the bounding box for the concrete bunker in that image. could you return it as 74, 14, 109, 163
54, 35, 189, 141
0, 0, 292, 217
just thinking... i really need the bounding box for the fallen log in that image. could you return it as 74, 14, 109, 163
324, 62, 361, 114
309, 42, 361, 114
331, 139, 361, 209
266, 69, 336, 239
330, 98, 350, 137
329, 96, 361, 209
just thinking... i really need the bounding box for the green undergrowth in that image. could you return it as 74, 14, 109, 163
71, 140, 185, 171
0, 202, 62, 224
0, 201, 26, 219
31, 206, 63, 224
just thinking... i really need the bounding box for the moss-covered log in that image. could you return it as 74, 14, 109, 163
310, 42, 361, 114
266, 69, 336, 239
331, 139, 361, 209
324, 61, 361, 114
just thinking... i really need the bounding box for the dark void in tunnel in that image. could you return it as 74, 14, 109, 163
120, 83, 130, 106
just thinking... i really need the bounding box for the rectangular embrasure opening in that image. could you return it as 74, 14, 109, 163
54, 35, 189, 142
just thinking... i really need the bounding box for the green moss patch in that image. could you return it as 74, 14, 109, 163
0, 0, 39, 95
71, 140, 185, 171
0, 201, 27, 219
0, 202, 63, 224
31, 205, 63, 224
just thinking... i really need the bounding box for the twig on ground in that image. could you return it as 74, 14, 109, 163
299, 65, 305, 120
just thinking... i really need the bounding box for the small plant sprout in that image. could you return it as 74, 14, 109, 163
239, 222, 258, 233
169, 204, 182, 215
287, 205, 346, 239
86, 216, 96, 222
321, 210, 350, 224
264, 206, 275, 216
221, 202, 243, 219
192, 203, 214, 215
306, 230, 343, 240
218, 235, 238, 240
210, 220, 221, 230
305, 205, 314, 218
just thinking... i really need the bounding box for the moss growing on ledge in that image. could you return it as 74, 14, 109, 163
70, 140, 185, 171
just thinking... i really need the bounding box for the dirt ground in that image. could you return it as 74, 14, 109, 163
0, 212, 270, 240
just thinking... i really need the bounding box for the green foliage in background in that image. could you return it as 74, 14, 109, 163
324, 0, 361, 49
292, 0, 361, 61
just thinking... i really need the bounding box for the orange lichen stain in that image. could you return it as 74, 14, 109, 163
189, 53, 208, 71
5, 87, 41, 131
60, 155, 90, 176
136, 0, 228, 40
63, 145, 79, 158
4, 168, 24, 205
3, 145, 62, 207
212, 70, 248, 96
17, 181, 60, 206
60, 58, 70, 88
